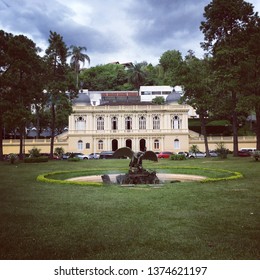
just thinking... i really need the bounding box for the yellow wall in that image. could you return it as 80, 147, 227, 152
3, 139, 68, 155
3, 135, 257, 155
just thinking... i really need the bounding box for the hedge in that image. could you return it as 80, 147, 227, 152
24, 156, 49, 163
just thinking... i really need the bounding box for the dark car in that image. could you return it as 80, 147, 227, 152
99, 151, 114, 159
157, 151, 174, 159
238, 149, 252, 157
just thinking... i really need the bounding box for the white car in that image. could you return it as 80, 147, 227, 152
88, 153, 100, 159
74, 153, 89, 160
189, 152, 206, 158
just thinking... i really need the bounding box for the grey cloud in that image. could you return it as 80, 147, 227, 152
127, 0, 207, 47
0, 0, 120, 55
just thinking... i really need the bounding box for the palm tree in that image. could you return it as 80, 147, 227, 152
69, 45, 90, 89
127, 62, 147, 89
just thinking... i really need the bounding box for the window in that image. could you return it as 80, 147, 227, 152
153, 116, 160, 130
111, 117, 118, 130
78, 140, 83, 150
171, 115, 180, 129
125, 116, 132, 130
98, 140, 103, 150
75, 116, 86, 130
154, 139, 160, 149
97, 116, 104, 130
139, 116, 146, 130
174, 139, 180, 149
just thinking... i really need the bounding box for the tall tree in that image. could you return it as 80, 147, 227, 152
1, 32, 43, 159
127, 62, 147, 89
0, 30, 12, 160
177, 54, 214, 156
69, 45, 90, 90
44, 31, 70, 158
200, 0, 256, 156
239, 13, 260, 149
159, 50, 183, 85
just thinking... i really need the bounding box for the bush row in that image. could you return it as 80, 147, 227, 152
24, 156, 49, 163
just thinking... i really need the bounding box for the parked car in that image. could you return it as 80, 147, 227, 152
73, 153, 89, 160
99, 151, 114, 159
177, 151, 189, 157
238, 149, 252, 157
209, 150, 218, 157
189, 152, 206, 158
88, 153, 100, 159
157, 151, 174, 159
62, 152, 72, 160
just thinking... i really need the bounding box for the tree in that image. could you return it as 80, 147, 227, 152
127, 62, 147, 89
152, 96, 165, 105
80, 63, 130, 90
0, 32, 43, 159
159, 50, 183, 85
0, 30, 12, 160
239, 13, 260, 149
69, 45, 90, 90
44, 31, 71, 158
200, 0, 256, 156
177, 54, 214, 156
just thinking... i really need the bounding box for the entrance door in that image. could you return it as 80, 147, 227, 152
112, 139, 118, 151
126, 139, 132, 149
139, 139, 146, 152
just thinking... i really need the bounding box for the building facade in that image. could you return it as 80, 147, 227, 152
67, 91, 190, 154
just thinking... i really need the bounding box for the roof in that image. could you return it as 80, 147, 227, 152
140, 85, 173, 92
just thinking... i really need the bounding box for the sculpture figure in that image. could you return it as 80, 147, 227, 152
102, 147, 159, 185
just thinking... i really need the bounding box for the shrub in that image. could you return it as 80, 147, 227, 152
252, 150, 260, 161
24, 156, 48, 163
55, 147, 65, 158
215, 142, 229, 159
190, 144, 199, 154
170, 154, 187, 160
28, 147, 41, 158
9, 153, 18, 164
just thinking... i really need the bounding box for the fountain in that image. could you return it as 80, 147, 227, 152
101, 147, 160, 185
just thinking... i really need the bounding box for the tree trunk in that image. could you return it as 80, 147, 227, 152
232, 92, 239, 156
256, 104, 260, 150
19, 130, 24, 160
200, 113, 210, 156
0, 117, 3, 161
50, 103, 56, 158
36, 105, 40, 139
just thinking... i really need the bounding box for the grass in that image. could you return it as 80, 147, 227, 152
0, 156, 259, 260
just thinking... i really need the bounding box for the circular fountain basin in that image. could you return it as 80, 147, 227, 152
66, 173, 206, 183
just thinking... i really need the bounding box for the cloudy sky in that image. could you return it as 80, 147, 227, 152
1, 0, 259, 66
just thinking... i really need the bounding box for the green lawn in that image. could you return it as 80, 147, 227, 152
0, 157, 259, 260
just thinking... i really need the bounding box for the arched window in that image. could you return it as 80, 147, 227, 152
77, 140, 83, 150
153, 115, 160, 130
75, 116, 86, 130
125, 116, 132, 130
111, 117, 118, 130
171, 115, 180, 129
97, 116, 104, 130
174, 139, 180, 149
154, 139, 160, 150
139, 116, 146, 130
98, 140, 103, 150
